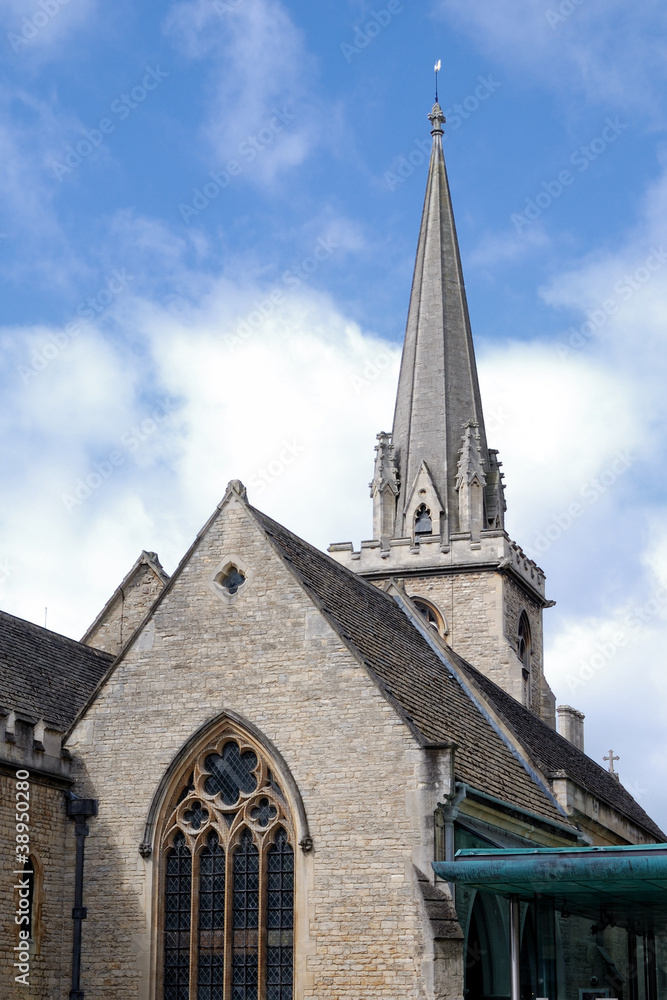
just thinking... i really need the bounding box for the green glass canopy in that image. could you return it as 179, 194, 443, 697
433, 843, 667, 928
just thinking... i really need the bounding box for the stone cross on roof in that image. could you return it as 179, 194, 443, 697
604, 749, 620, 780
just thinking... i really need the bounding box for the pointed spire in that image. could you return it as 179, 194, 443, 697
391, 100, 489, 539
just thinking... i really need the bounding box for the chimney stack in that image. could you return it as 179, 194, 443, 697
557, 705, 585, 751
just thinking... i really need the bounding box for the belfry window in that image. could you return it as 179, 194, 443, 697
518, 612, 532, 705
414, 504, 432, 536
160, 732, 295, 1000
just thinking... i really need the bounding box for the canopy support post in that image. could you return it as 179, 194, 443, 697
510, 894, 521, 1000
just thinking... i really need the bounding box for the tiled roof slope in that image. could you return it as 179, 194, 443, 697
0, 610, 114, 731
450, 652, 665, 842
250, 507, 569, 830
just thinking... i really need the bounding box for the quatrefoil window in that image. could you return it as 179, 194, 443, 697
204, 742, 258, 804
218, 566, 245, 595
183, 801, 208, 830
250, 797, 278, 828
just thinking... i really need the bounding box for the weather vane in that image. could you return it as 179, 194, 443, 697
434, 59, 442, 103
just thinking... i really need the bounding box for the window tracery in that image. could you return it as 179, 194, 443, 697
160, 729, 295, 1000
414, 504, 433, 536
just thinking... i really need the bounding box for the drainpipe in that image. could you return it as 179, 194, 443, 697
66, 793, 98, 1000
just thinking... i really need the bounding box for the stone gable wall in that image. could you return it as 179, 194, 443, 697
66, 497, 453, 1000
84, 563, 166, 655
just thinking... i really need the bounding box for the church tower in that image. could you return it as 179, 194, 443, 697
329, 101, 556, 726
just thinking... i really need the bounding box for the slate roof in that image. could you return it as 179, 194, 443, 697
449, 652, 666, 842
0, 610, 114, 732
250, 506, 572, 831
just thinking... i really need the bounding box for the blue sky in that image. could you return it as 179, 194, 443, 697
2, 0, 667, 828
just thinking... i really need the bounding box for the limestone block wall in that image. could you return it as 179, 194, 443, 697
404, 570, 555, 725
0, 772, 69, 1000
404, 571, 522, 701
65, 496, 454, 1000
84, 561, 167, 655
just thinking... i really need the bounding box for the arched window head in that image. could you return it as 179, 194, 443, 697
414, 504, 432, 537
518, 612, 532, 705
411, 597, 447, 637
160, 726, 295, 1000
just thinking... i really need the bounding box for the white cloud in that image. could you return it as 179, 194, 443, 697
2, 0, 98, 61
0, 276, 398, 641
478, 342, 642, 549
164, 0, 319, 182
436, 0, 667, 115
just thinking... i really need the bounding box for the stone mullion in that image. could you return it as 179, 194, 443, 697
189, 841, 201, 1000
223, 836, 234, 1000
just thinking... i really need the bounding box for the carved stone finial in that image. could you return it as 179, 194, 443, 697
369, 432, 399, 498
428, 101, 446, 135
455, 421, 486, 490
225, 479, 247, 500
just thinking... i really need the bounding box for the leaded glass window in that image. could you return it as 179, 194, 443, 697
266, 831, 294, 1000
160, 729, 295, 1000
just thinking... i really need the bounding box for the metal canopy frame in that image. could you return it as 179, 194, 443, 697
433, 843, 667, 1000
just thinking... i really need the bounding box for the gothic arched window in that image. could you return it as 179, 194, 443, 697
160, 730, 295, 1000
518, 612, 532, 706
414, 504, 432, 537
412, 597, 447, 637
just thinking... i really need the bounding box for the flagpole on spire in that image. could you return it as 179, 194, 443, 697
434, 59, 441, 103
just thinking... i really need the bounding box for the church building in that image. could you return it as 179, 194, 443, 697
1, 100, 665, 1000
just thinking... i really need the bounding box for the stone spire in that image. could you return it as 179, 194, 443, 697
391, 102, 490, 539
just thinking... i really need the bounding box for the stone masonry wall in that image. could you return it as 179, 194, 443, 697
0, 772, 69, 1000
65, 495, 451, 1000
85, 562, 167, 655
403, 570, 555, 725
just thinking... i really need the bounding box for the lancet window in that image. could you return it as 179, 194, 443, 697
414, 504, 433, 536
160, 729, 295, 1000
518, 612, 532, 706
